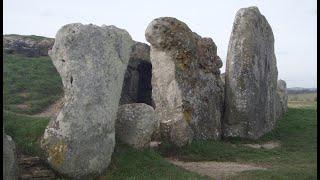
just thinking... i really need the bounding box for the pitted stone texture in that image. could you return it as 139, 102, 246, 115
221, 73, 226, 86
224, 7, 278, 139
3, 130, 18, 180
120, 42, 153, 106
276, 79, 288, 119
116, 103, 157, 149
146, 17, 224, 146
41, 23, 133, 178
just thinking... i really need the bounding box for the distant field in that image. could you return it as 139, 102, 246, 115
288, 92, 317, 102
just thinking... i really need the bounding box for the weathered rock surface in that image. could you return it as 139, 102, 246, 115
40, 23, 133, 178
221, 73, 226, 86
224, 7, 278, 139
116, 103, 157, 149
3, 130, 18, 180
276, 79, 288, 119
120, 42, 153, 106
145, 17, 224, 146
3, 34, 54, 57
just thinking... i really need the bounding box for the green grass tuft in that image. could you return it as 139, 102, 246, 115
3, 53, 63, 114
3, 111, 49, 157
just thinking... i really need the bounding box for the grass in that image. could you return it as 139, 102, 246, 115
3, 111, 49, 157
3, 53, 63, 114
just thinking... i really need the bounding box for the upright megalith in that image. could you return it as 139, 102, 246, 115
3, 130, 18, 180
224, 7, 278, 139
41, 23, 133, 178
276, 79, 288, 118
120, 42, 153, 106
145, 17, 224, 146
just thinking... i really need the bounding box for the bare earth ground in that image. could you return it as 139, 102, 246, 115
166, 158, 267, 180
244, 141, 281, 149
33, 97, 64, 119
18, 154, 56, 179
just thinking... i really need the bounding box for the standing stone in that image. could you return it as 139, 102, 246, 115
224, 7, 278, 139
120, 42, 153, 107
145, 17, 224, 146
116, 103, 157, 149
276, 79, 288, 118
40, 23, 133, 178
3, 130, 18, 180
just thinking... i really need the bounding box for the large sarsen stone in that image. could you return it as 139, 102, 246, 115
223, 7, 278, 139
145, 17, 224, 146
41, 23, 133, 178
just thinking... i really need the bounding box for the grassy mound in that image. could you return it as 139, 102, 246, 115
3, 54, 63, 114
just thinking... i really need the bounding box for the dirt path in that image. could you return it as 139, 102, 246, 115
33, 97, 64, 119
244, 141, 280, 149
166, 158, 267, 179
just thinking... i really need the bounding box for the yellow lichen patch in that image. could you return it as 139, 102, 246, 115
183, 110, 192, 124
47, 141, 68, 167
238, 76, 246, 91
177, 62, 188, 71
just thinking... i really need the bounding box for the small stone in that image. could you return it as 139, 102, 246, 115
3, 130, 18, 180
276, 79, 288, 119
116, 103, 157, 149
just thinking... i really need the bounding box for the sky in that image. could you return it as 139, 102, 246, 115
4, 0, 317, 88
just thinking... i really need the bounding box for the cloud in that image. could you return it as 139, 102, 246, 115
40, 9, 54, 17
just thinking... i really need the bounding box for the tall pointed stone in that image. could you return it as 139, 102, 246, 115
41, 23, 133, 178
145, 17, 224, 146
224, 7, 278, 139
